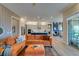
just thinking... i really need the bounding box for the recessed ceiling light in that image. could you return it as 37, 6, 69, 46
20, 18, 25, 22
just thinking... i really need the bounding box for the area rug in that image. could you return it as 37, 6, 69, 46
45, 47, 54, 56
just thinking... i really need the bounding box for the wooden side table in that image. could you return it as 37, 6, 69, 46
0, 47, 4, 56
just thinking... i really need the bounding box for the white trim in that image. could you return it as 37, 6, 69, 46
67, 19, 68, 45
11, 16, 13, 36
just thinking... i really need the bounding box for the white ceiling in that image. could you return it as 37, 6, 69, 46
2, 3, 74, 18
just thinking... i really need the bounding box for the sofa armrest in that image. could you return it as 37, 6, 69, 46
11, 41, 25, 56
49, 38, 52, 45
0, 39, 5, 46
49, 37, 56, 45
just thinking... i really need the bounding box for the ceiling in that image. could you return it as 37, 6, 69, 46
2, 3, 74, 18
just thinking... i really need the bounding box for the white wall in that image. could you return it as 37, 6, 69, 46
11, 16, 20, 36
0, 4, 20, 40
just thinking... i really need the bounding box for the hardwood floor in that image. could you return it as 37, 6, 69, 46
53, 37, 79, 56
45, 46, 59, 56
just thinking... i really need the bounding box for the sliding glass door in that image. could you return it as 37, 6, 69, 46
68, 14, 79, 48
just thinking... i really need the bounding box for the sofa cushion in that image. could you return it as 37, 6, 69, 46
26, 40, 50, 46
0, 45, 5, 49
16, 35, 25, 43
35, 35, 43, 40
27, 35, 35, 40
5, 36, 16, 46
43, 36, 50, 40
43, 40, 50, 46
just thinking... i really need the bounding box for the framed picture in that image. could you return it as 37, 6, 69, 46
12, 26, 15, 33
0, 27, 3, 35
48, 24, 51, 29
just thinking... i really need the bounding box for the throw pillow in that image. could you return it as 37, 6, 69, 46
16, 35, 25, 43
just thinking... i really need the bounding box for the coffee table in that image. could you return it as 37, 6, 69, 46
24, 44, 45, 56
0, 47, 4, 56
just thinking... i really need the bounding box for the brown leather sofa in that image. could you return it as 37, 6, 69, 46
25, 34, 52, 46
0, 35, 25, 56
